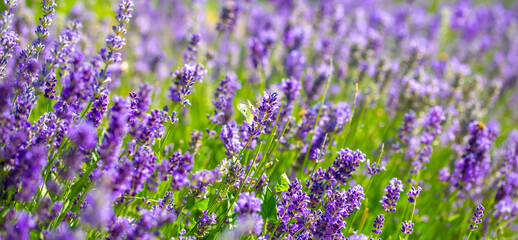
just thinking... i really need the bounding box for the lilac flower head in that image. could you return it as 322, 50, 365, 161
380, 178, 404, 212
401, 220, 414, 234
469, 204, 484, 230
408, 186, 422, 203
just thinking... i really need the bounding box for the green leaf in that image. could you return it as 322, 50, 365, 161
196, 198, 209, 210
261, 187, 277, 219
274, 173, 290, 193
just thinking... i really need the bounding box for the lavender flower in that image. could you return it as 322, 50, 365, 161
249, 37, 269, 69
208, 74, 241, 125
190, 169, 221, 198
68, 121, 97, 149
98, 97, 129, 169
216, 0, 240, 33
235, 192, 262, 215
408, 186, 422, 203
327, 148, 366, 185
279, 77, 301, 122
380, 178, 404, 212
372, 214, 385, 235
401, 220, 414, 234
244, 92, 279, 137
234, 192, 264, 236
169, 63, 207, 106
397, 110, 417, 147
220, 121, 243, 158
195, 210, 217, 238
451, 121, 497, 190
0, 0, 18, 79
312, 185, 364, 239
86, 94, 110, 127
469, 204, 485, 230
184, 33, 200, 63
162, 151, 194, 190
276, 180, 311, 236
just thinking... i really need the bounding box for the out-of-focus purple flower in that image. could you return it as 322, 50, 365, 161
216, 0, 240, 33
284, 50, 306, 80
401, 220, 414, 234
469, 204, 484, 230
451, 121, 497, 190
69, 121, 97, 149
380, 178, 404, 212
98, 96, 129, 169
81, 184, 114, 229
184, 33, 200, 63
408, 186, 422, 203
397, 110, 417, 147
16, 145, 47, 202
190, 168, 220, 198
233, 192, 263, 236
279, 77, 301, 122
249, 37, 269, 69
306, 63, 332, 102
235, 192, 262, 214
6, 211, 36, 239
208, 74, 241, 125
220, 122, 242, 158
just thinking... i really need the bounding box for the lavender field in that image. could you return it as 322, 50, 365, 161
0, 0, 517, 239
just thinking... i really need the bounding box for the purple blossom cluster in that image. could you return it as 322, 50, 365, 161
0, 0, 517, 239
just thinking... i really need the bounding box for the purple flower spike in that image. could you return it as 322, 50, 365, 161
380, 178, 404, 212
408, 186, 422, 203
469, 204, 485, 230
372, 214, 385, 235
401, 220, 414, 234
